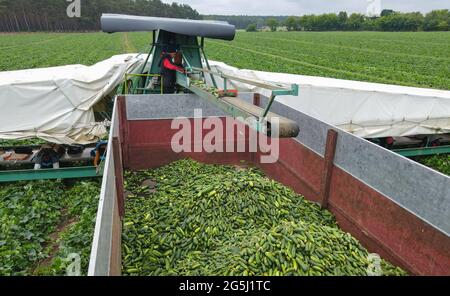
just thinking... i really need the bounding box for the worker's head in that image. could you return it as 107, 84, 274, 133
42, 154, 50, 161
161, 51, 176, 59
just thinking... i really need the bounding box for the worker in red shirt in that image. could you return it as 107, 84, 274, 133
160, 52, 185, 94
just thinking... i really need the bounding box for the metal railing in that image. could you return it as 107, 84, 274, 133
124, 73, 164, 95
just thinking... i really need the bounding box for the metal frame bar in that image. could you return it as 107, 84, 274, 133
393, 145, 450, 157
261, 85, 299, 118
192, 67, 294, 91
200, 37, 218, 89
320, 129, 338, 209
182, 53, 194, 72
190, 66, 299, 121
0, 166, 100, 182
124, 73, 163, 95
139, 30, 155, 75
185, 84, 263, 133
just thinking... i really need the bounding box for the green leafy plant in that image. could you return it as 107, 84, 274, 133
0, 181, 65, 275
47, 182, 100, 276
0, 180, 100, 276
1, 32, 449, 90
419, 155, 450, 176
0, 138, 47, 147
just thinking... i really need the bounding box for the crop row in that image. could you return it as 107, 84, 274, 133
0, 180, 99, 275
0, 33, 124, 71
1, 32, 448, 90
419, 155, 450, 176
257, 32, 450, 59
205, 32, 450, 90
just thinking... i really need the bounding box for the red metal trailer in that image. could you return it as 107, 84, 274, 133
88, 15, 450, 276
88, 93, 450, 276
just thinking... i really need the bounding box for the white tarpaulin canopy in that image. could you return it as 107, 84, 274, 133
208, 61, 450, 138
1, 54, 449, 143
0, 54, 145, 144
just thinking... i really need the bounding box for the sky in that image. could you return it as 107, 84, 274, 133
162, 0, 450, 16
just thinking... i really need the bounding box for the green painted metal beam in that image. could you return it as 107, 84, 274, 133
0, 166, 101, 183
182, 79, 260, 123
393, 145, 450, 157
262, 84, 299, 119
272, 84, 299, 97
179, 78, 300, 138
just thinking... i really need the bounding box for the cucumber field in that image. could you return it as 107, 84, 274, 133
1, 31, 450, 90
206, 31, 450, 90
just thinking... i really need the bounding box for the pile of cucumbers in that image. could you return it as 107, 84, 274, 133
122, 159, 406, 276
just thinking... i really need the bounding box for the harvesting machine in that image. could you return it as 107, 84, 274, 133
102, 14, 300, 139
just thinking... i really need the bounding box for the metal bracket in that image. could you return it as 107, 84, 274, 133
124, 73, 163, 95
0, 166, 101, 183
188, 66, 299, 122
262, 84, 299, 119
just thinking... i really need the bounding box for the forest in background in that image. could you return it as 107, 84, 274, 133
0, 0, 200, 32
208, 10, 450, 32
0, 1, 448, 33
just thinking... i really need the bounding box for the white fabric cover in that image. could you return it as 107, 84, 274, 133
1, 54, 449, 143
209, 61, 450, 138
0, 54, 145, 144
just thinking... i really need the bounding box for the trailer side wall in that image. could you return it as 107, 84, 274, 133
89, 94, 450, 275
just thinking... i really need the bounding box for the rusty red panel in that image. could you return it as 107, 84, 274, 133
126, 118, 254, 170
117, 96, 130, 168
128, 145, 253, 170
320, 129, 338, 208
255, 138, 323, 203
257, 158, 320, 203
254, 136, 450, 275
329, 168, 450, 275
253, 93, 261, 107
127, 118, 251, 146
112, 137, 125, 218
128, 119, 174, 146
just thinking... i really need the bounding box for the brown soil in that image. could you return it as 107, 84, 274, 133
31, 209, 78, 275
121, 32, 136, 53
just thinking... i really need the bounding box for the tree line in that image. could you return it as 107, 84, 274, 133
247, 9, 450, 32
1, 2, 449, 33
203, 15, 288, 31
0, 0, 200, 32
